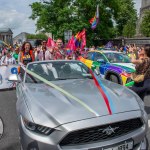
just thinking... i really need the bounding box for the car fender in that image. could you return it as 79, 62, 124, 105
105, 70, 122, 85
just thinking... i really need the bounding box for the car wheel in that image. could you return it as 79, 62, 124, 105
109, 74, 119, 84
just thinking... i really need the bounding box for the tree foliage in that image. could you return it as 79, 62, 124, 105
140, 10, 150, 37
115, 0, 137, 37
30, 0, 137, 45
27, 33, 48, 40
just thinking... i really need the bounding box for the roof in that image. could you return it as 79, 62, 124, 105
0, 28, 13, 34
13, 32, 29, 39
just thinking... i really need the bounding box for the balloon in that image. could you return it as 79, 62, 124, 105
11, 67, 18, 74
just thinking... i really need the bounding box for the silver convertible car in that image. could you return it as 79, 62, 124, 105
9, 60, 148, 150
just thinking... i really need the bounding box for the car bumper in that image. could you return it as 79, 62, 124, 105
19, 111, 148, 150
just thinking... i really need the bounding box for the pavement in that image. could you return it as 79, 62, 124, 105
0, 90, 149, 150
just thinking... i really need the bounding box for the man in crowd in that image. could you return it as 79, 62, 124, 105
54, 39, 66, 60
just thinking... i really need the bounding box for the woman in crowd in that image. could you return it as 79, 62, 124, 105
19, 42, 35, 65
130, 45, 150, 100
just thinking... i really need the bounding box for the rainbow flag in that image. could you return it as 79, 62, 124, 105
74, 32, 82, 48
89, 5, 99, 29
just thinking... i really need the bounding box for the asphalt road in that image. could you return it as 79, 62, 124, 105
0, 90, 150, 150
0, 90, 20, 150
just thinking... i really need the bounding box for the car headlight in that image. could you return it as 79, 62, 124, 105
22, 117, 54, 135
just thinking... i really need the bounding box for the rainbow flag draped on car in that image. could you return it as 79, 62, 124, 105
89, 5, 99, 29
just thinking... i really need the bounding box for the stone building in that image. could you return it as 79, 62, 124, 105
13, 32, 29, 44
0, 28, 13, 45
136, 0, 150, 36
141, 0, 150, 13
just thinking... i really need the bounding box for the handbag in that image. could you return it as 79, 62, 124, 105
131, 72, 145, 83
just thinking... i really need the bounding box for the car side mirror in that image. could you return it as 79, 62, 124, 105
8, 74, 21, 82
94, 69, 100, 76
97, 59, 106, 64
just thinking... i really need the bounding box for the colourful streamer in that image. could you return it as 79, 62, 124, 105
21, 65, 99, 117
90, 70, 112, 115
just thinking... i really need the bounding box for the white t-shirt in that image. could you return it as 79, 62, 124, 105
0, 56, 16, 65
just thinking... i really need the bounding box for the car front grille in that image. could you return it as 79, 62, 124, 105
60, 118, 143, 146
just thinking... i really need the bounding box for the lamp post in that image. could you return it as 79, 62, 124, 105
64, 30, 72, 43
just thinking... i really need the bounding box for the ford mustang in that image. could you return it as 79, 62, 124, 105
9, 60, 148, 150
78, 50, 135, 85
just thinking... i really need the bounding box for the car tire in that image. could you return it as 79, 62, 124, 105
109, 74, 119, 84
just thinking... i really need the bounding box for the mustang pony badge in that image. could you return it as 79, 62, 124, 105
102, 126, 119, 135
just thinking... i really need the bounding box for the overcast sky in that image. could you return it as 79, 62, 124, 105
0, 0, 142, 37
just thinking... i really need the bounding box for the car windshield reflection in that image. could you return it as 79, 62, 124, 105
105, 53, 131, 63
25, 61, 92, 83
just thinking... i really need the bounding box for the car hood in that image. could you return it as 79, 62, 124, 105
112, 63, 135, 72
24, 79, 140, 128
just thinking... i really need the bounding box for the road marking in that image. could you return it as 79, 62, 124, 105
0, 118, 4, 139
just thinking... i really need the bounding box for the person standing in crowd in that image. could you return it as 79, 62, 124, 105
19, 42, 35, 65
138, 47, 145, 59
130, 45, 150, 100
0, 53, 2, 60
1, 46, 7, 56
127, 45, 136, 59
45, 47, 54, 60
54, 39, 66, 60
38, 40, 47, 61
13, 47, 19, 63
0, 50, 16, 65
34, 47, 40, 61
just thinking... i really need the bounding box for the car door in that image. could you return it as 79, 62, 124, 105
16, 67, 25, 102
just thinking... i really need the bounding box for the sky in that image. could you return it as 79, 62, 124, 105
0, 0, 142, 37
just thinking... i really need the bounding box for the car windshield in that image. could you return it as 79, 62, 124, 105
25, 61, 92, 83
104, 53, 131, 63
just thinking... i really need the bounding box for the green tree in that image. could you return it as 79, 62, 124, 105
115, 0, 137, 37
122, 19, 136, 38
30, 0, 137, 45
27, 33, 48, 40
140, 10, 150, 37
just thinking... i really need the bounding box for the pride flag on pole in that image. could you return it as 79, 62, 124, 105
46, 37, 56, 48
89, 5, 99, 29
66, 29, 86, 51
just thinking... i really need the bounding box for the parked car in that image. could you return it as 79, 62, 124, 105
9, 60, 148, 150
78, 50, 135, 85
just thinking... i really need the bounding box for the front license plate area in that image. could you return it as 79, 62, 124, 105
102, 140, 134, 150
